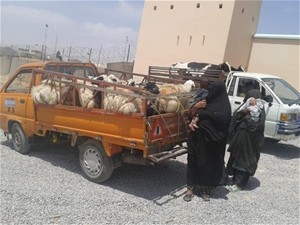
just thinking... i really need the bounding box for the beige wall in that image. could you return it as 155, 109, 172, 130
248, 35, 300, 91
134, 0, 246, 74
134, 0, 262, 74
224, 0, 261, 68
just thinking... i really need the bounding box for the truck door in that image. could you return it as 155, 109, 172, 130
227, 76, 246, 112
0, 69, 33, 131
227, 76, 279, 138
228, 77, 265, 111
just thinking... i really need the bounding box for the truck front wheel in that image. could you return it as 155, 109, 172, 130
79, 139, 113, 183
11, 123, 31, 154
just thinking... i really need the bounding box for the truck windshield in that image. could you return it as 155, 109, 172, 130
262, 78, 300, 105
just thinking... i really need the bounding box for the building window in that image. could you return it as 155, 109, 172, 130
153, 6, 157, 10
189, 36, 193, 46
242, 8, 245, 13
219, 4, 223, 9
196, 3, 200, 8
170, 5, 174, 9
202, 35, 206, 45
177, 35, 180, 46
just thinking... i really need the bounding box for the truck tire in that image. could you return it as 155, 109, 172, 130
79, 139, 113, 183
11, 123, 31, 154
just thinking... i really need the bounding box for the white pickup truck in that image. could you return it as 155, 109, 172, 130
148, 66, 300, 141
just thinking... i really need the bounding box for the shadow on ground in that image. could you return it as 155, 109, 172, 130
1, 139, 188, 203
261, 139, 300, 159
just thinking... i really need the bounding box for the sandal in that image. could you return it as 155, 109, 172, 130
227, 184, 241, 192
183, 193, 194, 202
183, 188, 194, 202
201, 194, 210, 201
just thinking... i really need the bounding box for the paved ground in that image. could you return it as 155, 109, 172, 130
0, 132, 299, 224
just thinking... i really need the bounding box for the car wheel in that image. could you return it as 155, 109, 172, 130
11, 123, 31, 154
79, 139, 113, 183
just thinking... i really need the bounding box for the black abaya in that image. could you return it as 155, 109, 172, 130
187, 81, 232, 188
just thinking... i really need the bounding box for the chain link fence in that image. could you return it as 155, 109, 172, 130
1, 43, 137, 66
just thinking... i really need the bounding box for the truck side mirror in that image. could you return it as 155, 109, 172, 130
264, 95, 273, 107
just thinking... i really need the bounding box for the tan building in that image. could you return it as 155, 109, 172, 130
133, 0, 300, 91
248, 34, 300, 91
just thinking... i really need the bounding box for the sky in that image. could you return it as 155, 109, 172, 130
0, 0, 299, 62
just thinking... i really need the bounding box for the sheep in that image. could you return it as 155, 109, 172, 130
79, 87, 96, 108
156, 80, 195, 113
75, 78, 104, 108
102, 81, 161, 115
31, 84, 59, 105
126, 78, 136, 86
103, 87, 142, 114
94, 74, 120, 83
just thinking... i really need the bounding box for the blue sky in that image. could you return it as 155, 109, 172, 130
1, 0, 299, 49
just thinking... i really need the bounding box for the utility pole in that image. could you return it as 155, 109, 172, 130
97, 45, 102, 66
43, 24, 49, 61
126, 44, 131, 62
88, 48, 92, 62
68, 46, 72, 62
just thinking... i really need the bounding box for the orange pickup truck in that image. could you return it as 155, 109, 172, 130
0, 61, 191, 183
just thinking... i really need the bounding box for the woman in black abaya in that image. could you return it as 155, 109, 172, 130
184, 80, 232, 202
225, 96, 266, 192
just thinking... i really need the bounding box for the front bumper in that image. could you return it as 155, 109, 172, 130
276, 121, 300, 140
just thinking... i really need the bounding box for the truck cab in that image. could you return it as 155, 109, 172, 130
0, 61, 100, 138
225, 72, 300, 141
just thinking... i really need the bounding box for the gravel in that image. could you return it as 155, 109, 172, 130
0, 131, 299, 225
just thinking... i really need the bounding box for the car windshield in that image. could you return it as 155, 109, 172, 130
262, 78, 300, 105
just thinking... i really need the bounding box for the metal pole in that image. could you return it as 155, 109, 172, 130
88, 48, 92, 62
54, 22, 57, 54
43, 24, 49, 61
97, 45, 102, 66
68, 46, 72, 62
126, 44, 131, 62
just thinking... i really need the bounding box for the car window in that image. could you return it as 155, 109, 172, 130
44, 64, 97, 78
237, 78, 260, 97
262, 78, 300, 104
227, 76, 236, 96
5, 69, 33, 93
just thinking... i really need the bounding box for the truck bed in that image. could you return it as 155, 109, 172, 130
30, 69, 192, 162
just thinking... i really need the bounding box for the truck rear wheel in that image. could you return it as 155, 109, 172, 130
11, 123, 30, 154
79, 139, 113, 183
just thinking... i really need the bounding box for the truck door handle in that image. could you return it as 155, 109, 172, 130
234, 101, 241, 105
19, 99, 25, 104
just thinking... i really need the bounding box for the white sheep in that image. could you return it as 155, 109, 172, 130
79, 88, 96, 108
31, 84, 59, 105
103, 87, 142, 114
157, 80, 195, 113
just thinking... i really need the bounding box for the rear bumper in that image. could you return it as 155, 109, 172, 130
147, 147, 187, 164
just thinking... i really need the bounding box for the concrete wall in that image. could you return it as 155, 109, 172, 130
248, 35, 300, 91
0, 56, 40, 76
107, 61, 134, 78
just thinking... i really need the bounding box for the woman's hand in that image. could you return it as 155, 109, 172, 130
190, 100, 207, 117
189, 116, 199, 131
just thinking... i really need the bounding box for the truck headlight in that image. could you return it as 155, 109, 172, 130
280, 113, 297, 122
